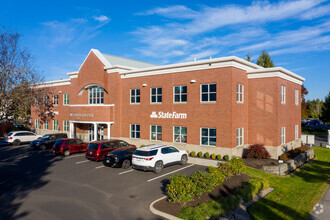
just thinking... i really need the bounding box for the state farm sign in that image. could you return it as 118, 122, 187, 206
150, 111, 187, 119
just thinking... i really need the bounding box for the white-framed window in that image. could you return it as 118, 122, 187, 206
281, 127, 286, 144
281, 85, 286, 104
174, 126, 187, 143
35, 119, 39, 129
130, 124, 140, 139
150, 125, 162, 141
201, 128, 216, 146
130, 89, 140, 104
63, 94, 69, 105
35, 98, 39, 106
201, 83, 216, 102
295, 89, 299, 106
53, 95, 58, 106
151, 87, 162, 103
237, 84, 244, 103
174, 86, 187, 103
295, 125, 299, 140
63, 121, 69, 132
89, 86, 104, 104
53, 120, 59, 130
44, 95, 49, 106
236, 128, 244, 146
43, 120, 48, 130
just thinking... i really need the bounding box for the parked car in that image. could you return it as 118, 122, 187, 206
85, 139, 136, 161
13, 122, 24, 128
30, 133, 68, 150
53, 138, 88, 156
103, 147, 137, 168
132, 144, 188, 174
4, 131, 42, 146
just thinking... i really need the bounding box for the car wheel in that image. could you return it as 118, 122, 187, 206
13, 139, 20, 146
40, 144, 46, 150
153, 161, 163, 174
122, 159, 131, 169
180, 154, 188, 165
64, 150, 70, 157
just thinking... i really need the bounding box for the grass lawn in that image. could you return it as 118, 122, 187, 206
247, 147, 330, 220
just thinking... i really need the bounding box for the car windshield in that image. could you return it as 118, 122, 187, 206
134, 149, 158, 157
41, 135, 51, 140
88, 143, 99, 150
6, 133, 13, 137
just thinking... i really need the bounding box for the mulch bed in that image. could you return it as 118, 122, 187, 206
153, 174, 249, 217
243, 158, 279, 170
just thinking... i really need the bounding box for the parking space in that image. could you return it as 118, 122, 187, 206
0, 143, 207, 220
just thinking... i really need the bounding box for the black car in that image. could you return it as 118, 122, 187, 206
30, 133, 68, 150
103, 147, 136, 169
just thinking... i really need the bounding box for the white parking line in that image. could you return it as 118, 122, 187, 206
95, 165, 105, 169
147, 164, 195, 182
75, 160, 89, 164
65, 154, 85, 159
119, 169, 134, 175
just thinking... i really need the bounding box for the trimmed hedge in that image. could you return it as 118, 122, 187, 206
198, 151, 203, 157
211, 153, 216, 159
204, 152, 210, 158
190, 151, 196, 157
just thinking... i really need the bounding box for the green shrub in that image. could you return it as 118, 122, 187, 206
216, 154, 221, 160
187, 150, 190, 155
224, 155, 230, 161
167, 174, 196, 203
217, 163, 233, 180
228, 156, 246, 175
204, 152, 210, 158
234, 178, 269, 202
211, 153, 216, 159
190, 151, 196, 157
140, 145, 145, 147
198, 151, 203, 157
208, 166, 225, 185
190, 171, 217, 198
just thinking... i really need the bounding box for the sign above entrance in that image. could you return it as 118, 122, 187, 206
70, 113, 94, 117
150, 111, 187, 119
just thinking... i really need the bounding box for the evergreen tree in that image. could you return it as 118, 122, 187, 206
256, 50, 274, 68
301, 85, 309, 119
321, 90, 330, 123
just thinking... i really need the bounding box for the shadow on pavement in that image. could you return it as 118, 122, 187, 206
0, 145, 62, 219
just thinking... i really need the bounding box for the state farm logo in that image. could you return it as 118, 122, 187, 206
150, 111, 187, 119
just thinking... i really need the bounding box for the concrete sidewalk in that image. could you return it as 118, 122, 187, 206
309, 186, 329, 220
188, 156, 225, 167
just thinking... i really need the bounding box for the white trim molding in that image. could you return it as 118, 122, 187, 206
69, 120, 114, 124
78, 49, 112, 72
67, 71, 78, 79
32, 79, 71, 88
68, 104, 115, 107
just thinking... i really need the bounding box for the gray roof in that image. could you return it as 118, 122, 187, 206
102, 53, 157, 69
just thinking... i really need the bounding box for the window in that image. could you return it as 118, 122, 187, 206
89, 86, 104, 104
174, 126, 187, 143
151, 87, 162, 103
43, 120, 48, 130
53, 120, 59, 130
201, 128, 216, 146
237, 84, 244, 103
53, 95, 58, 106
44, 95, 49, 106
281, 85, 286, 104
130, 124, 140, 139
295, 89, 299, 105
201, 84, 216, 102
63, 94, 69, 105
150, 125, 162, 141
63, 121, 69, 132
236, 128, 244, 146
35, 119, 39, 129
281, 127, 286, 144
130, 89, 140, 104
295, 125, 299, 140
174, 86, 187, 103
35, 98, 39, 106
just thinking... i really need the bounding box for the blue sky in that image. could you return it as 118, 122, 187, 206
1, 0, 329, 100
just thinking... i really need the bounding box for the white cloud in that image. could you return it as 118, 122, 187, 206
93, 15, 111, 22
138, 5, 198, 19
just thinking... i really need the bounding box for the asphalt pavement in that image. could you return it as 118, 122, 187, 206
0, 143, 207, 220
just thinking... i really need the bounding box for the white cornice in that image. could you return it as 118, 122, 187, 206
105, 65, 136, 73
77, 49, 112, 73
68, 104, 115, 107
33, 79, 71, 88
67, 71, 78, 79
70, 120, 114, 124
120, 56, 263, 78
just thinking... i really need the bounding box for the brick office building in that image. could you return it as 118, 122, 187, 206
31, 49, 305, 158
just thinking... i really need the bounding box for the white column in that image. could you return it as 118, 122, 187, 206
107, 123, 111, 140
93, 123, 98, 141
69, 122, 74, 138
327, 130, 330, 148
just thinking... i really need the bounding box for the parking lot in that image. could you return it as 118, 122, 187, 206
0, 143, 207, 219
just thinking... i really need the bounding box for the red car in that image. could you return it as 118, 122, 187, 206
85, 139, 135, 161
53, 138, 88, 157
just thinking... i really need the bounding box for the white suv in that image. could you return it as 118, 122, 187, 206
5, 131, 42, 146
132, 144, 188, 174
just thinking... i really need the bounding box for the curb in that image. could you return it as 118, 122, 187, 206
149, 196, 183, 220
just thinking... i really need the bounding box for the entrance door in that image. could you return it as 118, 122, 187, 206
97, 125, 104, 140
88, 124, 94, 142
